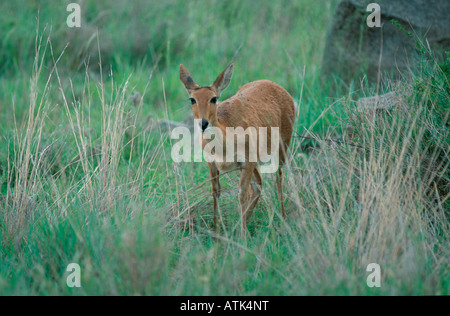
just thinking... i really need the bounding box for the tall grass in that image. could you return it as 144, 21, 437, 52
0, 1, 448, 295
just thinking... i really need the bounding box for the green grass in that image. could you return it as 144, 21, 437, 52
0, 0, 449, 295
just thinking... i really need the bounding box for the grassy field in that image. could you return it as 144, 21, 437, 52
0, 0, 449, 295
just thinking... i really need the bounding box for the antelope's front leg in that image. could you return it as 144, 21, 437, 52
208, 162, 220, 231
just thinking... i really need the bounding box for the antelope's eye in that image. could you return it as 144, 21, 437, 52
190, 98, 196, 105
210, 97, 218, 104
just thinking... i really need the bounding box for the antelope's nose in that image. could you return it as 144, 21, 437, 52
201, 119, 209, 132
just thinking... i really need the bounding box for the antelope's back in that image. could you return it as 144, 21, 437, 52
217, 80, 295, 144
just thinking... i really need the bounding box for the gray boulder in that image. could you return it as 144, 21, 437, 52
322, 0, 450, 86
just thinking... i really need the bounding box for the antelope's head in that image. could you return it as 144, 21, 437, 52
179, 62, 233, 132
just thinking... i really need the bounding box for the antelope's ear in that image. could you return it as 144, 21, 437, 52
212, 62, 233, 97
179, 64, 199, 92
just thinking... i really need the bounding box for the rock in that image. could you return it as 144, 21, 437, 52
357, 85, 412, 112
356, 83, 412, 114
357, 91, 400, 112
130, 92, 142, 107
345, 85, 412, 140
147, 117, 191, 133
155, 119, 190, 132
322, 0, 450, 86
182, 113, 194, 126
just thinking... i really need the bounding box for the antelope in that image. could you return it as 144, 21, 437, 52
179, 62, 295, 236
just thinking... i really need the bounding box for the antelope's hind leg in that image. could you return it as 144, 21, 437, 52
239, 163, 262, 236
276, 167, 286, 218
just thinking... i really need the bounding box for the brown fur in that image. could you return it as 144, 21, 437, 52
180, 62, 295, 237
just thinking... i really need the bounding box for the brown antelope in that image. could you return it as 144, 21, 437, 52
179, 62, 295, 236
